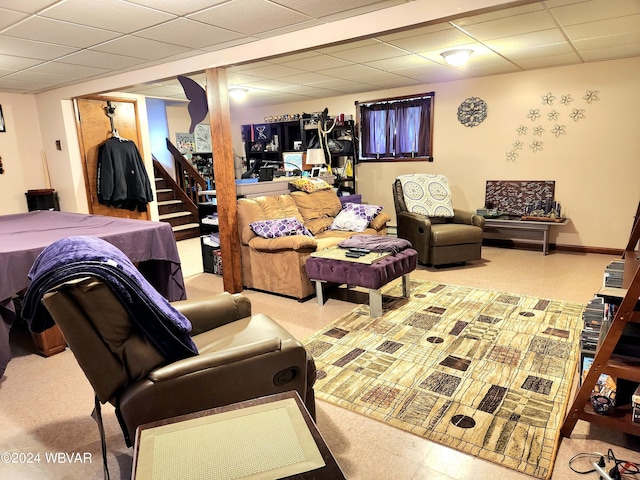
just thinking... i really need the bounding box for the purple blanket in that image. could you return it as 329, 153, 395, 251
22, 236, 197, 361
338, 234, 412, 254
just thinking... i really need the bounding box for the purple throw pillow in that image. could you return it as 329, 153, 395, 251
250, 217, 313, 238
343, 202, 383, 224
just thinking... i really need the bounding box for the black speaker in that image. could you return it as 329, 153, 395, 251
259, 167, 275, 182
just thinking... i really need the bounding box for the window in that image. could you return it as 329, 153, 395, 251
357, 92, 434, 161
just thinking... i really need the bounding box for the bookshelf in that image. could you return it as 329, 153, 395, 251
561, 205, 640, 437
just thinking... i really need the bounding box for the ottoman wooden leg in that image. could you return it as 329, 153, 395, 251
369, 288, 383, 317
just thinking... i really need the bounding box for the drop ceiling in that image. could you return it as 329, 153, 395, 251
0, 0, 639, 108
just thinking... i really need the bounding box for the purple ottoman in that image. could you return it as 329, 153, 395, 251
305, 248, 418, 317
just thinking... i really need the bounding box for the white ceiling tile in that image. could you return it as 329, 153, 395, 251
188, 0, 310, 36
0, 7, 28, 29
0, 0, 58, 13
4, 69, 66, 83
364, 75, 423, 89
460, 10, 558, 40
0, 35, 75, 59
385, 28, 474, 53
550, 0, 640, 26
484, 30, 573, 59
241, 78, 299, 91
135, 18, 245, 49
563, 15, 640, 42
91, 36, 190, 60
309, 0, 407, 23
327, 42, 409, 63
3, 16, 119, 48
200, 37, 257, 52
579, 43, 640, 61
237, 64, 307, 79
364, 54, 435, 71
0, 54, 42, 71
252, 19, 322, 39
39, 0, 176, 34
27, 62, 110, 77
377, 23, 452, 42
125, 0, 228, 16
453, 3, 545, 26
271, 0, 395, 18
574, 32, 640, 51
321, 64, 385, 80
516, 52, 583, 69
59, 50, 145, 69
280, 54, 353, 72
276, 72, 337, 85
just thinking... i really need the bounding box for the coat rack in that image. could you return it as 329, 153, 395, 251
104, 101, 120, 139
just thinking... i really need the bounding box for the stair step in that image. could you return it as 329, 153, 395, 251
159, 211, 193, 220
157, 199, 182, 206
157, 188, 173, 194
172, 223, 200, 232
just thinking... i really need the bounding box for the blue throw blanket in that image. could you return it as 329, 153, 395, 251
22, 236, 197, 360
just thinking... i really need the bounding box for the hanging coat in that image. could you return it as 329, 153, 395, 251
97, 137, 154, 212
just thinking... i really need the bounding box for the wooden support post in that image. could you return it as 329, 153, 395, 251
205, 68, 242, 293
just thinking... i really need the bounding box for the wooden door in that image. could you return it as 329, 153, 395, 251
75, 96, 149, 220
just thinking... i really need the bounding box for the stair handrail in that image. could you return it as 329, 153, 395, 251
152, 156, 198, 217
165, 138, 208, 205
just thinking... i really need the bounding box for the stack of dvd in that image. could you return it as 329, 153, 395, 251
603, 260, 625, 288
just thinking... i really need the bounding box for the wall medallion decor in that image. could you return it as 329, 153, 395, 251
457, 97, 487, 127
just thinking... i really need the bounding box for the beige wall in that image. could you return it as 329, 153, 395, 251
230, 57, 640, 250
0, 93, 46, 214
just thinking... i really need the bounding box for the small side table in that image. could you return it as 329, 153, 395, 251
132, 391, 345, 480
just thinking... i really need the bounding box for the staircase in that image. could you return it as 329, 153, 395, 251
154, 162, 200, 241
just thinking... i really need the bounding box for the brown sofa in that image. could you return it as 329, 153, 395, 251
237, 189, 391, 300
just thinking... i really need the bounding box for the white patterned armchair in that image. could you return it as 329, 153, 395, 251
393, 174, 485, 266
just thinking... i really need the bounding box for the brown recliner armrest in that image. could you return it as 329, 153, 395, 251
370, 211, 391, 230
172, 292, 252, 335
453, 208, 486, 228
148, 338, 282, 382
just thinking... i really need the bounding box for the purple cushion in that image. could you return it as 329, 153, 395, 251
250, 217, 313, 238
344, 202, 382, 223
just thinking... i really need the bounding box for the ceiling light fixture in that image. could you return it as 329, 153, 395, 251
228, 87, 248, 101
440, 49, 473, 67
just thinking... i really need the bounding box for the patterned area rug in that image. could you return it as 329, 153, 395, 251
303, 279, 584, 479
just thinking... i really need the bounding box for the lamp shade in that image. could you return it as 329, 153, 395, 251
305, 148, 326, 165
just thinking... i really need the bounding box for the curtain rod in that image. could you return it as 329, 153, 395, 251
358, 95, 433, 107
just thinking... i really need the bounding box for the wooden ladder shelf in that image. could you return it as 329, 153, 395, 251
561, 207, 640, 437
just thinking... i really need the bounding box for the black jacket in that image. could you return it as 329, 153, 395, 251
97, 137, 153, 211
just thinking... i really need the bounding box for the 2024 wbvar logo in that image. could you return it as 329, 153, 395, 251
1, 451, 92, 464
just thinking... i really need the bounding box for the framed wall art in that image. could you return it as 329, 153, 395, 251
0, 105, 5, 133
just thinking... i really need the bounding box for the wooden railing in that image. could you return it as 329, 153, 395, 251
152, 156, 198, 217
165, 138, 208, 205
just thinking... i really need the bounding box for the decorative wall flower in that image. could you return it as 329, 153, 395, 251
560, 94, 573, 106
506, 151, 518, 162
541, 92, 556, 105
517, 125, 528, 135
547, 110, 560, 121
527, 108, 541, 121
569, 108, 585, 122
513, 140, 524, 150
530, 140, 543, 152
583, 90, 600, 103
533, 126, 545, 136
551, 124, 567, 137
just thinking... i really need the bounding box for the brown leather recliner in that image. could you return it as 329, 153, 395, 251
393, 176, 485, 266
40, 277, 316, 447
